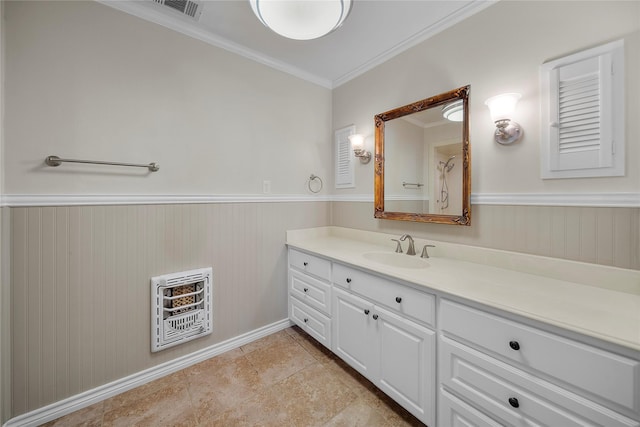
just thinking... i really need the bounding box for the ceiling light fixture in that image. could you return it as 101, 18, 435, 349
442, 100, 464, 122
249, 0, 353, 41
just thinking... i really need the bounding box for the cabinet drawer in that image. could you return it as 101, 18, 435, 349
440, 337, 639, 427
290, 270, 331, 315
438, 388, 503, 427
440, 300, 640, 416
290, 297, 331, 349
289, 249, 331, 281
333, 263, 435, 327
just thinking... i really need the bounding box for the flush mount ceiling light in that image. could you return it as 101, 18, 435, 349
442, 100, 464, 122
249, 0, 352, 40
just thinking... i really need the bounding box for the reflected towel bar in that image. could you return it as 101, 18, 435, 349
402, 181, 424, 188
45, 155, 159, 172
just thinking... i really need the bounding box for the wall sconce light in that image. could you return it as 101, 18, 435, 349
442, 100, 464, 122
348, 134, 371, 164
485, 93, 523, 145
249, 0, 352, 40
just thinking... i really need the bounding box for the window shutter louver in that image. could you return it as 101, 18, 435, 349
541, 39, 624, 179
335, 126, 355, 188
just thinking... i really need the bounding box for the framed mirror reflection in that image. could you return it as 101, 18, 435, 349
374, 85, 471, 225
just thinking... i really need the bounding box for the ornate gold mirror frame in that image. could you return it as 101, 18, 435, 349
374, 85, 471, 225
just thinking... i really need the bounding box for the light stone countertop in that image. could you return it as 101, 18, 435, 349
286, 226, 640, 353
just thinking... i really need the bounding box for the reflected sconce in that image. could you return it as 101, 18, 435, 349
485, 93, 523, 145
442, 100, 464, 122
348, 133, 371, 164
249, 0, 352, 40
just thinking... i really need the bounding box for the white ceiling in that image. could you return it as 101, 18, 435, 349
100, 0, 496, 88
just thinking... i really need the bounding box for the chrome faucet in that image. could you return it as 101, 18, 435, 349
399, 234, 416, 255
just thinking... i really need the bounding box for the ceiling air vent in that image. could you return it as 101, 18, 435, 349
152, 0, 202, 20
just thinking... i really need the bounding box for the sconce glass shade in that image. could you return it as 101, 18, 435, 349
249, 0, 352, 40
485, 93, 523, 145
442, 100, 464, 122
348, 133, 370, 164
348, 133, 364, 150
484, 93, 521, 122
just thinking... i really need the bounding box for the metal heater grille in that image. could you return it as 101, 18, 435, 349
151, 267, 212, 352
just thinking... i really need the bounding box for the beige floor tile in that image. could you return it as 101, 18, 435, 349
184, 350, 265, 423
103, 371, 187, 412
322, 397, 400, 427
239, 329, 294, 355
288, 326, 336, 364
41, 329, 425, 427
102, 376, 197, 427
243, 336, 318, 386
209, 363, 358, 427
41, 402, 104, 427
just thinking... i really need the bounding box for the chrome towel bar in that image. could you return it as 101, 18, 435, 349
45, 155, 159, 172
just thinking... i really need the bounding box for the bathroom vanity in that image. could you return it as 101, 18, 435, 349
286, 227, 640, 427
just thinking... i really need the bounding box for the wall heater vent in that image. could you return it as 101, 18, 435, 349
151, 0, 203, 20
151, 267, 212, 352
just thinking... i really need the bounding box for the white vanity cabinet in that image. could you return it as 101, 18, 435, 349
287, 235, 640, 427
439, 299, 640, 427
332, 264, 436, 427
288, 249, 332, 348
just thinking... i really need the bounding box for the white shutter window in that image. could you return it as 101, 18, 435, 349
335, 125, 355, 188
540, 39, 624, 179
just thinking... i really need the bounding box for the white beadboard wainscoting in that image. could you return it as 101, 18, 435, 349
8, 202, 331, 418
4, 198, 640, 423
332, 202, 640, 270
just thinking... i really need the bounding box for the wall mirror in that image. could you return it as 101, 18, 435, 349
374, 85, 471, 225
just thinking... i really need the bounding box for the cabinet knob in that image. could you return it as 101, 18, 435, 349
303, 288, 308, 293
373, 314, 379, 320
346, 278, 352, 283
303, 262, 308, 266
303, 318, 308, 323
509, 341, 521, 351
364, 309, 370, 315
508, 397, 519, 408
395, 297, 402, 303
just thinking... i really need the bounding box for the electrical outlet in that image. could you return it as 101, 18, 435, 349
263, 180, 271, 194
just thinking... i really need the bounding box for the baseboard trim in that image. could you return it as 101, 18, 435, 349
2, 319, 293, 427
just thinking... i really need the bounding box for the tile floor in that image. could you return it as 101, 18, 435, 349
43, 326, 425, 426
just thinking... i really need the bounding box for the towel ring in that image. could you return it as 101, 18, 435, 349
308, 174, 323, 193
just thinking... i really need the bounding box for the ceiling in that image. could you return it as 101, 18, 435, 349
99, 0, 496, 89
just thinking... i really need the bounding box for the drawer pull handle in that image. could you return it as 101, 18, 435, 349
509, 341, 521, 351
346, 278, 352, 283
303, 262, 308, 266
303, 288, 308, 292
373, 314, 379, 320
508, 397, 519, 408
395, 297, 402, 303
364, 309, 370, 315
303, 318, 308, 323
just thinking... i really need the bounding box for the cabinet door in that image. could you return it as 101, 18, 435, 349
375, 306, 436, 427
439, 388, 503, 427
333, 287, 376, 379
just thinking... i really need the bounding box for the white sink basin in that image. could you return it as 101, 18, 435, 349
363, 252, 430, 269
